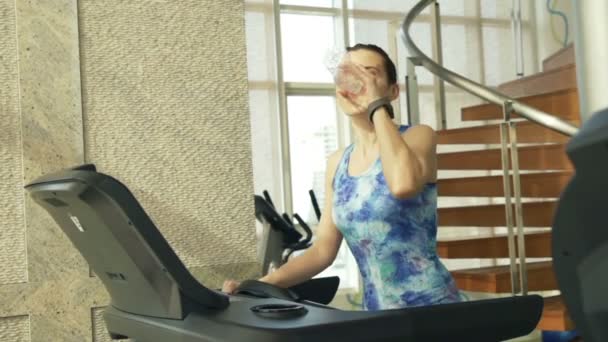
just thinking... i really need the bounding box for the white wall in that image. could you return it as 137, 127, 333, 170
533, 0, 575, 68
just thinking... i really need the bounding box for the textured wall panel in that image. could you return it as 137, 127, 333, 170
0, 0, 27, 285
91, 307, 109, 341
0, 315, 30, 342
12, 0, 92, 339
79, 0, 257, 269
15, 0, 86, 286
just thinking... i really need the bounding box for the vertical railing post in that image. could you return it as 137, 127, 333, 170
510, 0, 524, 77
405, 57, 421, 125
500, 101, 520, 295
430, 1, 447, 129
509, 121, 528, 295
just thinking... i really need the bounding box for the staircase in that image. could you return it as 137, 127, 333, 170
436, 45, 577, 332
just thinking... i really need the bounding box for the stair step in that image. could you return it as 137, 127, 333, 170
437, 231, 552, 258
543, 44, 575, 71
497, 64, 577, 98
538, 296, 575, 331
437, 172, 572, 197
438, 201, 557, 227
461, 88, 579, 122
451, 261, 557, 293
438, 121, 572, 144
437, 144, 572, 170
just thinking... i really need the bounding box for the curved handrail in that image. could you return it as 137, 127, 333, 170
400, 0, 579, 136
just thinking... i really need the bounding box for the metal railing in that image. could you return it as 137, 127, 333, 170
401, 0, 580, 295
401, 0, 579, 137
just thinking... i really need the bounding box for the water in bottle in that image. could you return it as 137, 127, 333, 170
323, 47, 365, 95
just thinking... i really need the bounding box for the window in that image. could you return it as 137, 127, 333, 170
281, 0, 337, 8
245, 5, 281, 198
287, 96, 338, 220
281, 14, 336, 83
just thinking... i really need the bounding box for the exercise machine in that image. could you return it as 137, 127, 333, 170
25, 165, 543, 341
255, 190, 314, 275
553, 109, 608, 342
254, 190, 338, 305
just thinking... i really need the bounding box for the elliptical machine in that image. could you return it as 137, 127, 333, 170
254, 190, 320, 275
252, 190, 341, 306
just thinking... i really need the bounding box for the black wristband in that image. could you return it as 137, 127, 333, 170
367, 97, 394, 124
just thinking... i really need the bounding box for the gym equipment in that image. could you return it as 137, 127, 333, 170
553, 109, 608, 342
25, 165, 543, 341
254, 191, 314, 275
254, 190, 339, 305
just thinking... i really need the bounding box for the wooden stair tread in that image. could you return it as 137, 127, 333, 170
437, 231, 551, 258
437, 171, 572, 197
497, 63, 577, 98
451, 261, 557, 292
538, 296, 575, 331
437, 144, 572, 171
454, 260, 552, 275
437, 46, 576, 332
543, 44, 574, 71
438, 201, 557, 227
461, 88, 579, 122
437, 121, 572, 144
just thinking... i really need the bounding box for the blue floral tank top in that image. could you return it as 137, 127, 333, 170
332, 125, 465, 310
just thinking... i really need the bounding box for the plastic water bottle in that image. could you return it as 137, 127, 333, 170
323, 47, 365, 95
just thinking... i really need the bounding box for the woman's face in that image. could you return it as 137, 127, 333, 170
335, 49, 397, 116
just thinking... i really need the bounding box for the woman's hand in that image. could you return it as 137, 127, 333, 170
336, 63, 386, 115
222, 279, 241, 294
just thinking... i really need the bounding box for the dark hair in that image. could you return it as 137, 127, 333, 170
346, 43, 398, 85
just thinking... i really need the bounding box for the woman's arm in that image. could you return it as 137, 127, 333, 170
259, 149, 344, 288
373, 111, 437, 199
223, 150, 344, 293
339, 64, 438, 199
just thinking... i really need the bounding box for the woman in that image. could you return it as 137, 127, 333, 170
224, 43, 465, 310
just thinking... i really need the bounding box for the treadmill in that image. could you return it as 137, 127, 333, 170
25, 165, 543, 341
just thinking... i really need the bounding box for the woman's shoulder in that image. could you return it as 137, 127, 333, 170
325, 148, 348, 187
400, 124, 435, 136
327, 147, 347, 171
